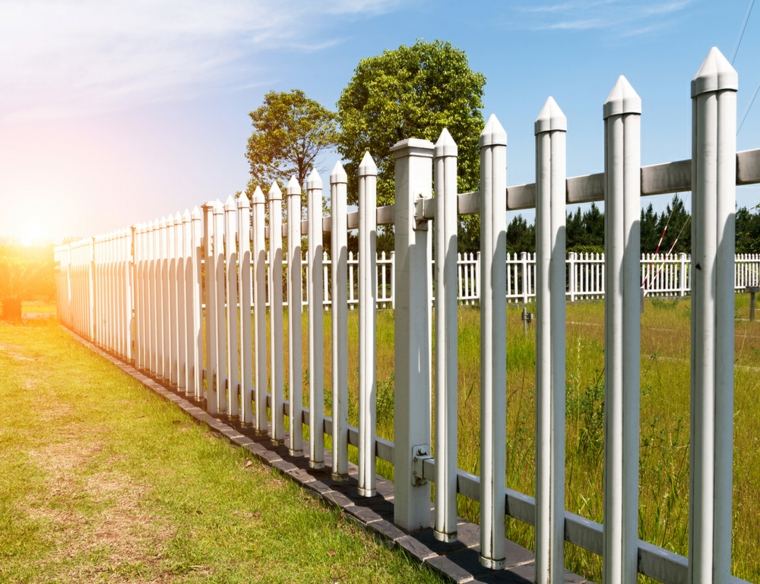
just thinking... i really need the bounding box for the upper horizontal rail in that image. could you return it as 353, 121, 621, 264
306, 149, 760, 235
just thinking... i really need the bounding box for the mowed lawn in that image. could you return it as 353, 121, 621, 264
300, 293, 760, 582
0, 318, 442, 584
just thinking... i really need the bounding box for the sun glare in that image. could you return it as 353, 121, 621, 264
15, 221, 49, 247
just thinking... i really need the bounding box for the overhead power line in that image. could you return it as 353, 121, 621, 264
732, 0, 756, 64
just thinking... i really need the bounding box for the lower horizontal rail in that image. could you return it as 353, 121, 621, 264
255, 394, 739, 584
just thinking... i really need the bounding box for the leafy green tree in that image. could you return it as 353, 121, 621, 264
337, 40, 486, 251
246, 90, 339, 196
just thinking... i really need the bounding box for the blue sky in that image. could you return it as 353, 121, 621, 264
0, 0, 758, 242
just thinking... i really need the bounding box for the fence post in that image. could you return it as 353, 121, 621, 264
534, 97, 567, 582
330, 163, 349, 479
433, 128, 458, 542
224, 197, 240, 418
358, 152, 377, 496
173, 214, 183, 385
391, 137, 433, 530
679, 252, 688, 297
603, 75, 641, 584
568, 252, 576, 302
479, 114, 508, 568
181, 210, 192, 395
203, 205, 218, 413
89, 237, 95, 340
190, 207, 203, 401
269, 182, 285, 443
127, 227, 135, 361
213, 203, 228, 414
286, 176, 304, 455
252, 187, 268, 434
307, 170, 325, 468
236, 193, 252, 424
689, 47, 737, 583
521, 251, 529, 305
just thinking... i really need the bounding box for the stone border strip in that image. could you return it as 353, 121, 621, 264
65, 327, 590, 584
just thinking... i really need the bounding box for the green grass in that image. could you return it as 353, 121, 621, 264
278, 293, 760, 582
0, 319, 443, 584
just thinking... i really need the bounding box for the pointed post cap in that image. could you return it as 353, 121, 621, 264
435, 128, 458, 158
224, 194, 236, 212
182, 209, 191, 222
268, 181, 282, 201
358, 151, 378, 176
212, 199, 225, 214
287, 175, 301, 196
191, 206, 202, 220
306, 168, 323, 190
535, 96, 567, 134
251, 186, 266, 205
692, 46, 738, 97
604, 75, 641, 118
330, 161, 347, 184
480, 114, 507, 147
160, 216, 169, 228
236, 190, 249, 209
174, 212, 183, 225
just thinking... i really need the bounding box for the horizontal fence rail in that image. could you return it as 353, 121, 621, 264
54, 47, 756, 583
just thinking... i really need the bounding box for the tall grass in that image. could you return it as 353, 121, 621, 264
268, 294, 760, 581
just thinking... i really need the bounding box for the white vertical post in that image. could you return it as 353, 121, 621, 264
134, 225, 143, 369
603, 75, 641, 584
680, 252, 688, 297
358, 153, 377, 496
568, 252, 576, 302
287, 177, 304, 455
173, 214, 182, 386
151, 220, 160, 376
307, 169, 325, 469
237, 193, 253, 424
191, 207, 203, 401
225, 196, 240, 418
433, 129, 458, 542
534, 97, 567, 582
204, 204, 219, 414
479, 114, 507, 568
162, 218, 172, 380
126, 227, 134, 361
689, 47, 737, 584
214, 201, 228, 415
269, 182, 285, 442
252, 186, 268, 434
182, 210, 193, 395
391, 137, 433, 530
330, 163, 349, 479
168, 217, 177, 384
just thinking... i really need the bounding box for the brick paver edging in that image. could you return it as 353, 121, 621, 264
65, 327, 589, 584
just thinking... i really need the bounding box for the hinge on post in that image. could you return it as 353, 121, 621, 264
414, 195, 432, 230
412, 444, 431, 486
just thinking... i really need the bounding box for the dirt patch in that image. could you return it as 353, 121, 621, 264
0, 342, 35, 362
25, 439, 177, 582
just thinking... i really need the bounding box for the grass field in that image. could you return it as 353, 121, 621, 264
282, 293, 760, 582
0, 318, 442, 583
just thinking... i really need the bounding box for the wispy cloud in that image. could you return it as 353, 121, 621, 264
513, 0, 691, 36
0, 0, 401, 122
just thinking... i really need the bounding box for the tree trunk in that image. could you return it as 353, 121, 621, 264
1, 298, 22, 321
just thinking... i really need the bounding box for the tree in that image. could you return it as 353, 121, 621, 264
337, 40, 486, 251
0, 242, 54, 320
246, 90, 339, 195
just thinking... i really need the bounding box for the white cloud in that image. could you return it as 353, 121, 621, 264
0, 0, 401, 122
513, 0, 691, 36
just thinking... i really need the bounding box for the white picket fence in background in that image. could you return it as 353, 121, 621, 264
54, 48, 760, 583
289, 250, 760, 308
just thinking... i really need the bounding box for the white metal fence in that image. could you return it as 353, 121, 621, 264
54, 47, 759, 583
